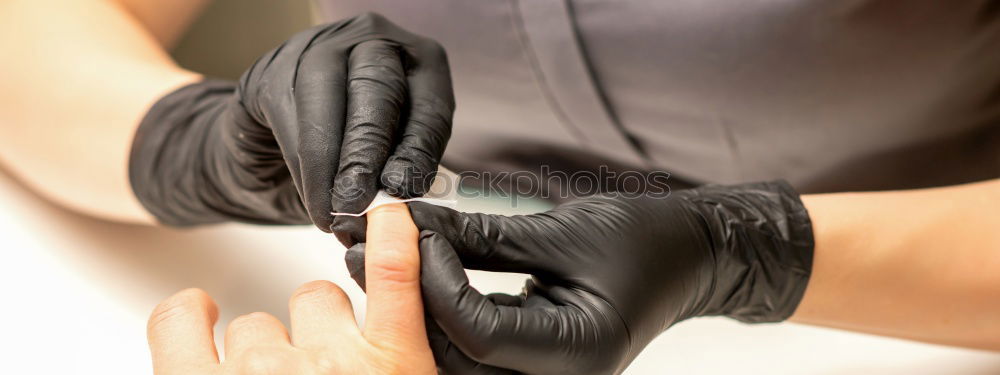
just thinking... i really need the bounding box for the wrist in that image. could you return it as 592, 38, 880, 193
679, 181, 815, 323
129, 79, 238, 226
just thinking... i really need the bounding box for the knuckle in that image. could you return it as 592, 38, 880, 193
423, 39, 448, 60
426, 39, 445, 53
353, 12, 393, 35
356, 11, 386, 24
367, 251, 419, 286
413, 37, 451, 72
353, 39, 398, 57
348, 64, 402, 83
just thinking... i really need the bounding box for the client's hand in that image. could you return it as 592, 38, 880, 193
147, 204, 434, 374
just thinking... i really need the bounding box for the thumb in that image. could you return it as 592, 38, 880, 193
362, 203, 430, 351
407, 202, 545, 274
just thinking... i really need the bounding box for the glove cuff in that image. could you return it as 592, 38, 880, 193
681, 180, 815, 323
129, 79, 238, 226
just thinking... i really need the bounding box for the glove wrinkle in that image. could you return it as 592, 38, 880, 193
378, 181, 814, 374
129, 12, 454, 236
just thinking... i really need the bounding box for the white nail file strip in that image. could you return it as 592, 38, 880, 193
330, 166, 459, 217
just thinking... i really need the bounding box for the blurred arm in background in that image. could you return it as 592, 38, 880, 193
0, 0, 205, 223
0, 1, 456, 239
793, 178, 1000, 350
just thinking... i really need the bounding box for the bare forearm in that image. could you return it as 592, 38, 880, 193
116, 0, 210, 48
0, 0, 203, 223
793, 179, 1000, 350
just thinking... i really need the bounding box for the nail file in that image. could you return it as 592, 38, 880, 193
330, 166, 459, 217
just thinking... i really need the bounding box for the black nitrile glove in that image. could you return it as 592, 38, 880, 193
129, 12, 454, 244
347, 181, 814, 374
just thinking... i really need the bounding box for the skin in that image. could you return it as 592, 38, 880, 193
0, 0, 204, 223
0, 0, 997, 366
795, 179, 1000, 350
147, 204, 436, 374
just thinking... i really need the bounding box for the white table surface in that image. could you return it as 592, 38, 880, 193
1, 169, 998, 374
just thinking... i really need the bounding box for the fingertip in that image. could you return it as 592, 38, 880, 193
331, 215, 367, 247
380, 157, 436, 199
345, 243, 367, 291
313, 216, 334, 234
301, 182, 334, 234
331, 172, 379, 216
407, 201, 458, 231
147, 288, 221, 369
417, 230, 451, 259
149, 288, 217, 333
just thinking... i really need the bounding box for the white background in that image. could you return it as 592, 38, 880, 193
1, 169, 998, 374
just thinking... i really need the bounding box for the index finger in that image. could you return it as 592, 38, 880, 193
362, 203, 429, 350
330, 40, 407, 233
380, 38, 454, 198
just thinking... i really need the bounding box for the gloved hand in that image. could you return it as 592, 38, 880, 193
347, 181, 814, 374
129, 12, 453, 244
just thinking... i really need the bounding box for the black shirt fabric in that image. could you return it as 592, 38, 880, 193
314, 0, 1000, 193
